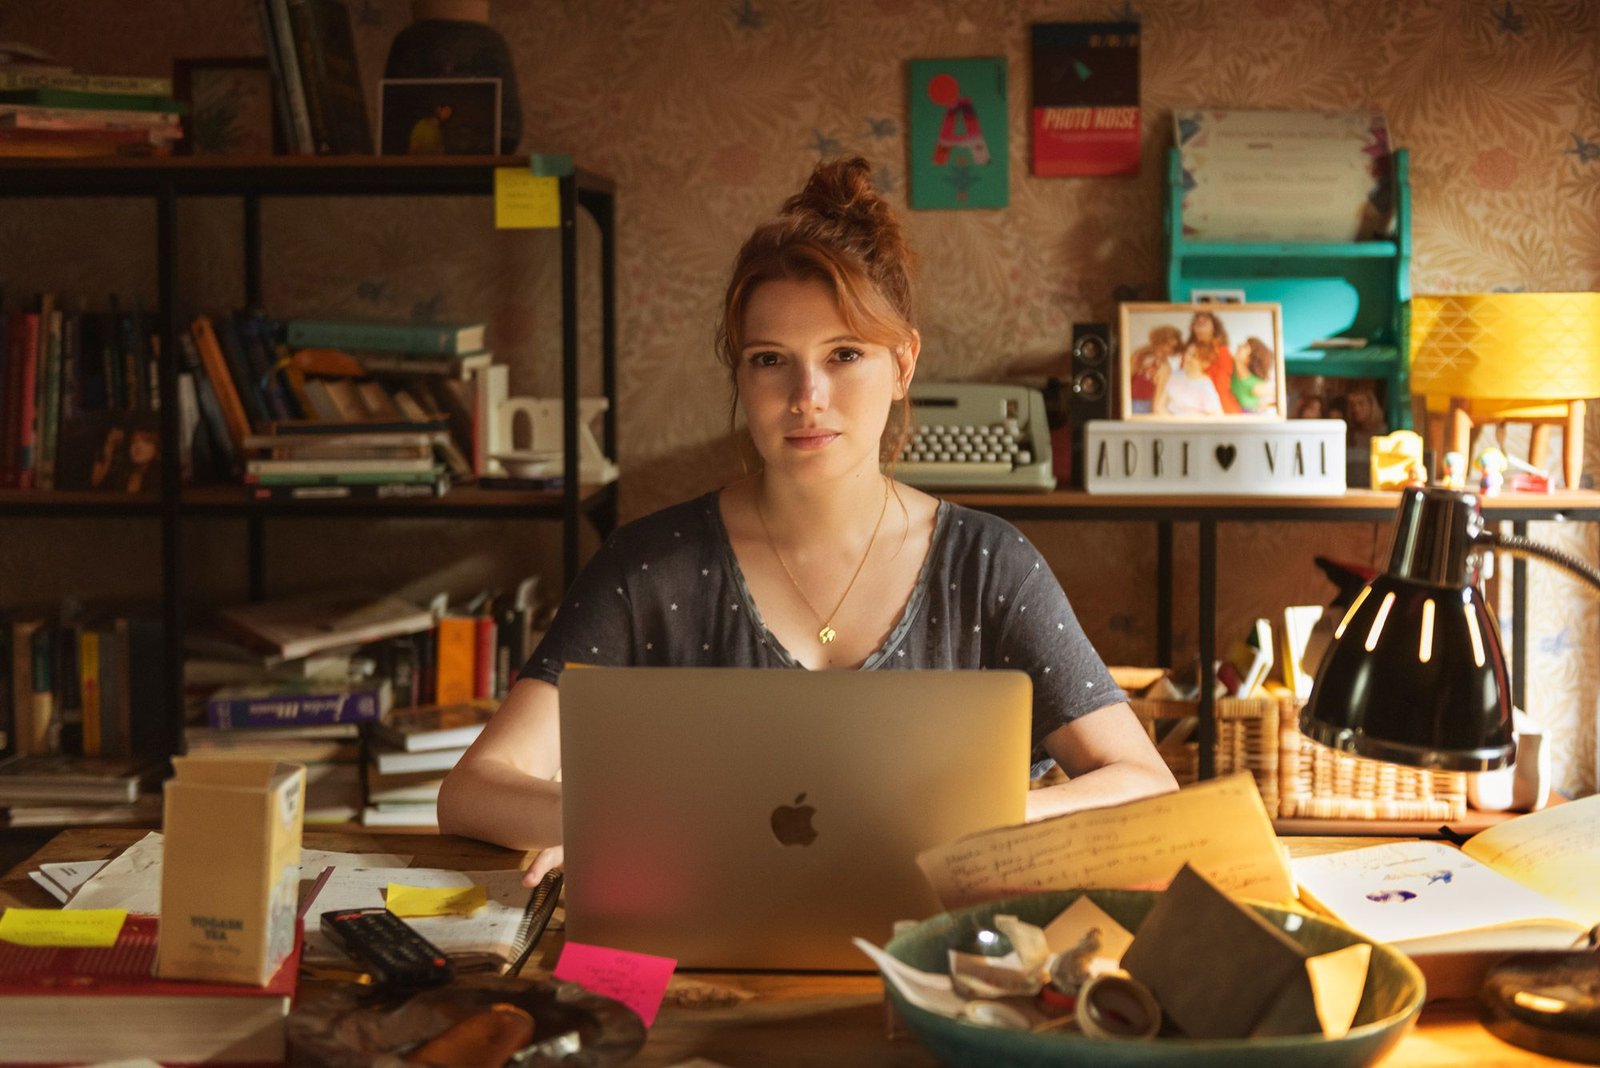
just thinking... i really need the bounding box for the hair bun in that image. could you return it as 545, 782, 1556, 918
780, 157, 907, 271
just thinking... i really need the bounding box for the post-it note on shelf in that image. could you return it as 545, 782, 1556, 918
0, 907, 127, 947
495, 168, 559, 229
553, 941, 676, 1027
385, 883, 487, 917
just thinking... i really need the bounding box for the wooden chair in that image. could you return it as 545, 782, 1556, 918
1423, 396, 1586, 488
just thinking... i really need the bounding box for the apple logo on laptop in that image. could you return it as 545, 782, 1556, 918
770, 793, 818, 847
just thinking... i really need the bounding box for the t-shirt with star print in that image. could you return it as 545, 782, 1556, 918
519, 491, 1127, 768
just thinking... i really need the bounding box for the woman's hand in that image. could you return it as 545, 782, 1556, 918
523, 845, 564, 887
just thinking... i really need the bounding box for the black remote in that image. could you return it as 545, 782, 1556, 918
320, 907, 455, 988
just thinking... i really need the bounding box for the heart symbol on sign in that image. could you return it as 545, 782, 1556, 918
1215, 444, 1237, 470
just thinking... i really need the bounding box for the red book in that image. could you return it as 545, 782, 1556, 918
12, 311, 40, 489
0, 914, 299, 1066
473, 614, 497, 700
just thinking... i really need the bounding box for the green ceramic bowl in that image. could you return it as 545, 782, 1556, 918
884, 889, 1424, 1068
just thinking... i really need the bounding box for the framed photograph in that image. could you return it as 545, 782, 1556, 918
174, 57, 280, 156
1118, 302, 1286, 420
379, 77, 501, 156
1189, 287, 1247, 304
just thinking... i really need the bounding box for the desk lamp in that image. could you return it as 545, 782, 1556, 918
1300, 484, 1600, 1061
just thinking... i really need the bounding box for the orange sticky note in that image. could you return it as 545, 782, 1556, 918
553, 941, 676, 1026
494, 168, 559, 229
0, 907, 127, 947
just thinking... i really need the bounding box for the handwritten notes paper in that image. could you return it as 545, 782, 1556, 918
554, 941, 676, 1027
916, 773, 1293, 910
0, 907, 127, 947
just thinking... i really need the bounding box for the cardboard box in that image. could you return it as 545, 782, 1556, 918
157, 758, 305, 985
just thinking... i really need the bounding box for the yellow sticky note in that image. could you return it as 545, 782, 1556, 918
386, 884, 487, 917
494, 168, 559, 229
0, 907, 127, 947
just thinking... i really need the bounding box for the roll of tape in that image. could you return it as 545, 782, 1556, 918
1075, 972, 1161, 1039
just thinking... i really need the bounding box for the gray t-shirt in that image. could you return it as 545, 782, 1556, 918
520, 491, 1126, 766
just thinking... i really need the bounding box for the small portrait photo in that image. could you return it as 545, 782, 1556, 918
54, 412, 162, 494
174, 57, 280, 156
379, 77, 501, 156
1288, 375, 1389, 450
1188, 287, 1247, 305
1118, 302, 1286, 420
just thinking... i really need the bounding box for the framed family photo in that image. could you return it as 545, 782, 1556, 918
1119, 302, 1286, 420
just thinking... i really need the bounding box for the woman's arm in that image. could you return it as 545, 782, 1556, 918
1026, 701, 1178, 820
437, 677, 564, 849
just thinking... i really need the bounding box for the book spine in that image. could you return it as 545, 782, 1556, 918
78, 629, 101, 756
36, 308, 62, 490
285, 0, 333, 153
206, 687, 386, 728
0, 88, 182, 112
246, 456, 437, 475
247, 469, 440, 486
266, 0, 316, 153
15, 312, 40, 490
215, 314, 272, 427
0, 71, 174, 95
190, 316, 253, 451
176, 330, 239, 478
433, 617, 477, 706
304, 0, 372, 153
0, 103, 183, 130
286, 319, 480, 355
246, 479, 445, 501
473, 615, 496, 700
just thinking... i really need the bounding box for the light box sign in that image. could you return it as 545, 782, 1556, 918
1084, 419, 1347, 495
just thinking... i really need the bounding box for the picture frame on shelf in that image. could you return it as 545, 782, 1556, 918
378, 77, 501, 156
173, 57, 280, 156
1119, 301, 1286, 420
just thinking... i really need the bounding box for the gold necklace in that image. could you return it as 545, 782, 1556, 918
755, 478, 889, 645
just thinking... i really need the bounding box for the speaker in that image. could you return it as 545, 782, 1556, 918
1069, 322, 1115, 487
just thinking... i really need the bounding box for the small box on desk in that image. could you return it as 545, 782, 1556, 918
1084, 419, 1346, 494
157, 758, 305, 986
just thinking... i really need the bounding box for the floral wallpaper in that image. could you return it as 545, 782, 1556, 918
1, 0, 1597, 795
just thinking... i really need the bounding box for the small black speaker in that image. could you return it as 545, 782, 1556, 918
1069, 322, 1115, 487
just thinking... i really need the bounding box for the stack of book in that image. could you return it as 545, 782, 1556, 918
178, 311, 478, 492
0, 753, 162, 828
363, 700, 496, 827
0, 71, 184, 158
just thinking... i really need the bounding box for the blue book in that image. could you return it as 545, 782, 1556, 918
286, 318, 486, 356
205, 679, 392, 728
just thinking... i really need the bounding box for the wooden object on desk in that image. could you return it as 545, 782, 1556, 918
0, 828, 1577, 1066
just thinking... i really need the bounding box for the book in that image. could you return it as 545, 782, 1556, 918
364, 766, 446, 804
370, 742, 469, 775
0, 71, 174, 95
246, 478, 448, 501
204, 677, 393, 728
3, 795, 162, 828
0, 87, 182, 113
360, 801, 438, 826
286, 317, 487, 355
0, 753, 160, 804
285, 0, 373, 154
360, 350, 494, 378
218, 588, 435, 661
1291, 794, 1600, 957
0, 915, 297, 1065
263, 0, 314, 153
190, 315, 252, 452
372, 699, 496, 752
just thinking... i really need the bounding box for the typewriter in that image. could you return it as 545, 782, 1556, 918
894, 382, 1056, 492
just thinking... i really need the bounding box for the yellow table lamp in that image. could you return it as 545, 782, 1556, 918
1411, 293, 1600, 488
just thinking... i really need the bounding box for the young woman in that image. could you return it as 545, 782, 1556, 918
438, 159, 1176, 877
1185, 310, 1239, 414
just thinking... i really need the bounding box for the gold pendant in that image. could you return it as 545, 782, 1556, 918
818, 625, 837, 645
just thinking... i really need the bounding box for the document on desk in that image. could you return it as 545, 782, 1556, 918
300, 866, 534, 966
916, 772, 1294, 910
62, 832, 411, 914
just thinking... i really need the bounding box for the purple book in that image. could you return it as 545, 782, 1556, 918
205, 679, 391, 729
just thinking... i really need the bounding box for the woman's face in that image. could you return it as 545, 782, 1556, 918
1192, 314, 1215, 342
736, 277, 914, 484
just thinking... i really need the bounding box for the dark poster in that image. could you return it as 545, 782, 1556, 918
1030, 21, 1141, 178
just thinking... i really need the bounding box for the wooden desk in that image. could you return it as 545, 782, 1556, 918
0, 829, 1576, 1067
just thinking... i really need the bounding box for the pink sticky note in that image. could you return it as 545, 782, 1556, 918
553, 941, 677, 1027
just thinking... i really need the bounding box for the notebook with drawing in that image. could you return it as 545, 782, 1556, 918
558, 667, 1032, 970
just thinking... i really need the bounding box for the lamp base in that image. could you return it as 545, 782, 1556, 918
1480, 950, 1600, 1064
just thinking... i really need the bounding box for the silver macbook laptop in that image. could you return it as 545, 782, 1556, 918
558, 667, 1031, 970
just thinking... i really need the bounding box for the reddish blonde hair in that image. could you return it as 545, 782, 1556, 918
716, 157, 918, 461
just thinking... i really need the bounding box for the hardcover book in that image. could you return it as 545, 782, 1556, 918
218, 588, 435, 660
0, 753, 160, 804
205, 677, 393, 728
372, 699, 496, 752
0, 915, 298, 1066
286, 317, 487, 355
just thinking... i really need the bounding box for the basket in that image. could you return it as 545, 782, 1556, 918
1278, 702, 1469, 820
1131, 693, 1469, 822
1131, 695, 1280, 815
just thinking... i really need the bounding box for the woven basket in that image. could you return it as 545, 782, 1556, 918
1131, 695, 1280, 816
1278, 700, 1469, 820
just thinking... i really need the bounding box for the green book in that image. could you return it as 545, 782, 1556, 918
0, 87, 184, 114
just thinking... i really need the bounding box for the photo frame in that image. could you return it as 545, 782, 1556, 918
173, 57, 280, 156
378, 77, 501, 156
1118, 302, 1286, 420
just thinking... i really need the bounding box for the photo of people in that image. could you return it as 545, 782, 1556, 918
1118, 302, 1285, 420
1288, 375, 1388, 449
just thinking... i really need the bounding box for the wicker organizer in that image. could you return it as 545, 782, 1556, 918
1130, 693, 1469, 821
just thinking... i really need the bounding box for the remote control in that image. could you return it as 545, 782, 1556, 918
320, 907, 455, 988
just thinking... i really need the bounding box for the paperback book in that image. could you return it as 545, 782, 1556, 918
205, 677, 393, 728
218, 588, 434, 660
0, 754, 161, 805
372, 699, 497, 752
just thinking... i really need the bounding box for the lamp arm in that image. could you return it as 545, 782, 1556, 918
1478, 530, 1600, 595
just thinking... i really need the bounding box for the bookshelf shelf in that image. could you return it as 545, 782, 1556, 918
0, 156, 618, 761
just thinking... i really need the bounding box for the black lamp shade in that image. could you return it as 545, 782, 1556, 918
1300, 486, 1516, 771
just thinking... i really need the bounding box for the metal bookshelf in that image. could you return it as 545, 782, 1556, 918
0, 155, 618, 760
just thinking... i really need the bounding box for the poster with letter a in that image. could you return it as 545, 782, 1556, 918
908, 57, 1008, 210
1030, 22, 1140, 177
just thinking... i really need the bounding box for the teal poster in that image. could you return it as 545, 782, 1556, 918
908, 57, 1008, 210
